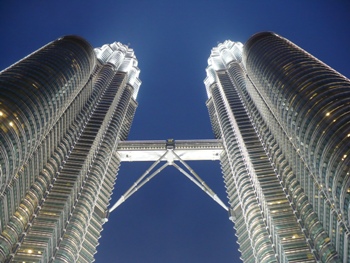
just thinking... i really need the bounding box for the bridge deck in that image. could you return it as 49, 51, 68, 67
117, 139, 223, 162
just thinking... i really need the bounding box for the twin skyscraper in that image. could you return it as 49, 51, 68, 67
0, 33, 349, 262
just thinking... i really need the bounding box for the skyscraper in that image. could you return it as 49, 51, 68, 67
0, 36, 140, 262
205, 32, 350, 262
1, 31, 349, 263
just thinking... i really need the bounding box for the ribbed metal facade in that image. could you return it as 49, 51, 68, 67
205, 33, 350, 262
0, 36, 140, 262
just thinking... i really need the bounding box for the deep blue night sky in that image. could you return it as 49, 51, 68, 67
1, 1, 349, 262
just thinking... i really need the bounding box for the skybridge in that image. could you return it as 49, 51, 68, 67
109, 139, 228, 214
117, 139, 223, 162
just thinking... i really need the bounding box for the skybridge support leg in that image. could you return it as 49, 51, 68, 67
109, 152, 169, 213
170, 152, 228, 211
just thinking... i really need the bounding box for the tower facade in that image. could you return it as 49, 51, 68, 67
205, 32, 350, 262
1, 32, 350, 263
0, 36, 140, 262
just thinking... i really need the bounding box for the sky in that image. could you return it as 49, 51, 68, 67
1, 1, 350, 262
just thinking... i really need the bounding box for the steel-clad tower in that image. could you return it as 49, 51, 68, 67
0, 36, 140, 262
205, 32, 350, 262
1, 32, 350, 263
